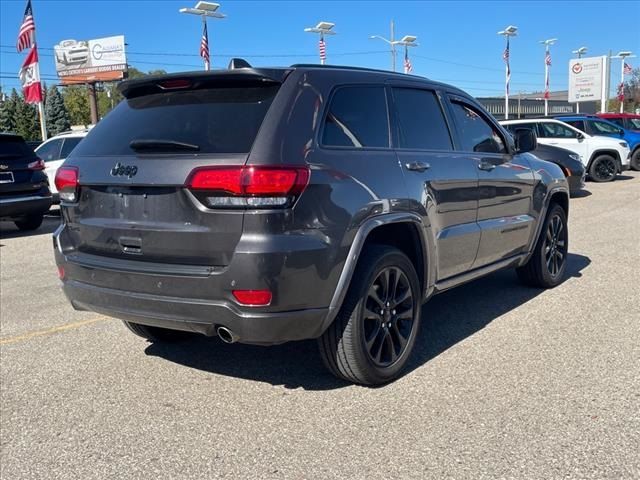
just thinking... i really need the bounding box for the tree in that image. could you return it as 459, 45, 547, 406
608, 67, 640, 113
0, 88, 18, 133
14, 92, 40, 141
62, 85, 91, 126
45, 85, 71, 136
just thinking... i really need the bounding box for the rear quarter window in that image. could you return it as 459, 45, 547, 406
72, 85, 280, 156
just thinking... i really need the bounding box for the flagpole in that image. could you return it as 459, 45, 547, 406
24, 1, 47, 140
202, 15, 209, 71
544, 46, 549, 117
620, 58, 625, 113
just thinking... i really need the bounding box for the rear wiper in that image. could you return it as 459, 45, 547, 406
129, 139, 200, 152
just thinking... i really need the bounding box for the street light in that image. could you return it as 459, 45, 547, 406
572, 47, 588, 113
179, 1, 226, 70
370, 21, 417, 72
498, 25, 517, 119
613, 50, 636, 113
540, 38, 557, 116
304, 21, 336, 65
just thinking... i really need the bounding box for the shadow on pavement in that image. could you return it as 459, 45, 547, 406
145, 253, 591, 391
0, 212, 61, 240
571, 189, 592, 199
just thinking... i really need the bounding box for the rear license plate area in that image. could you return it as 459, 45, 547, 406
0, 172, 15, 184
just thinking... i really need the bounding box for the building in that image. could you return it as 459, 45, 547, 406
477, 90, 599, 119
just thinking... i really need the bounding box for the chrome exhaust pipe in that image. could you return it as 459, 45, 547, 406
216, 326, 239, 344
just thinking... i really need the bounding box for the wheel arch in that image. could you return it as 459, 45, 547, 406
587, 149, 621, 171
322, 213, 431, 329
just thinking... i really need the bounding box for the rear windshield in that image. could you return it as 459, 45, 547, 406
0, 136, 35, 158
72, 85, 279, 156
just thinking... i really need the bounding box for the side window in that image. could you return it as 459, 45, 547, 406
60, 137, 83, 158
392, 88, 452, 150
565, 120, 586, 132
322, 86, 389, 148
449, 101, 506, 154
538, 122, 578, 139
608, 118, 624, 128
591, 120, 621, 135
35, 139, 63, 162
504, 123, 538, 136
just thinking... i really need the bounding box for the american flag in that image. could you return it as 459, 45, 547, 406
404, 49, 412, 74
16, 0, 35, 52
200, 22, 210, 66
318, 37, 326, 62
623, 62, 633, 75
503, 37, 511, 95
544, 49, 551, 100
617, 82, 625, 102
545, 51, 552, 66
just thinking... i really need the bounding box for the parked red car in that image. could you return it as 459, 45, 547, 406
596, 113, 640, 132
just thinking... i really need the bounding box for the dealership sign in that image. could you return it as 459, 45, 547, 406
568, 56, 608, 105
53, 35, 127, 84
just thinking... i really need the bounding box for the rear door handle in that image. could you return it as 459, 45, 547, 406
405, 161, 431, 172
478, 160, 496, 171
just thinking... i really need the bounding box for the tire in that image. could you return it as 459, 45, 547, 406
517, 203, 568, 289
318, 245, 421, 385
589, 155, 617, 182
122, 321, 190, 342
631, 149, 640, 171
13, 214, 44, 231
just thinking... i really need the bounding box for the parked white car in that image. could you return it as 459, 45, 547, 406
501, 118, 631, 182
35, 130, 88, 203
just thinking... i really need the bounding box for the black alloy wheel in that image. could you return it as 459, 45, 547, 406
589, 155, 617, 182
543, 213, 567, 278
363, 267, 415, 367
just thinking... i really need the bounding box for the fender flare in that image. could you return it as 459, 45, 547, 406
321, 212, 431, 330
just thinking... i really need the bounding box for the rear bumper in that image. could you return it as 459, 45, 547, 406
0, 194, 52, 218
53, 223, 341, 345
62, 278, 329, 345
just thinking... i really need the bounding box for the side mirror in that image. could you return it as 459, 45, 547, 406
514, 128, 537, 153
576, 132, 585, 141
619, 130, 625, 137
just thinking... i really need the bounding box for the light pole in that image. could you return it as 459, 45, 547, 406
179, 1, 226, 71
540, 38, 557, 116
370, 21, 417, 72
613, 50, 635, 113
498, 25, 517, 119
572, 47, 587, 113
304, 22, 336, 65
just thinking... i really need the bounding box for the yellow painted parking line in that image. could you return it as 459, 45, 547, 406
0, 317, 105, 346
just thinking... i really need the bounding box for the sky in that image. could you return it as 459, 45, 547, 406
1, 0, 639, 98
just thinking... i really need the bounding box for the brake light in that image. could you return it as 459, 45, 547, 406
158, 79, 192, 90
232, 289, 272, 306
55, 166, 79, 202
28, 158, 45, 170
187, 166, 310, 208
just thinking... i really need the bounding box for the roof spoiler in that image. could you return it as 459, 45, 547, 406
118, 66, 289, 99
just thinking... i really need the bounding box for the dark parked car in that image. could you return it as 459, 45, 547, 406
502, 125, 585, 196
53, 64, 570, 385
532, 144, 585, 196
0, 133, 52, 231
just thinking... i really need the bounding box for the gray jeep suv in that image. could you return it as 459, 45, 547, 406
53, 63, 570, 385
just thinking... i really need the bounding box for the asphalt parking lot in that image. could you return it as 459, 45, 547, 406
1, 172, 639, 480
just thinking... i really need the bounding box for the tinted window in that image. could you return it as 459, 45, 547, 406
0, 136, 35, 158
35, 139, 64, 162
565, 120, 586, 132
590, 120, 621, 135
450, 102, 506, 153
504, 123, 538, 136
60, 137, 83, 158
393, 88, 452, 150
607, 118, 625, 128
627, 118, 640, 129
538, 122, 578, 139
73, 86, 279, 156
322, 86, 389, 148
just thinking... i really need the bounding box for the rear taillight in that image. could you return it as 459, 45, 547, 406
28, 158, 45, 170
187, 166, 310, 208
55, 166, 79, 202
